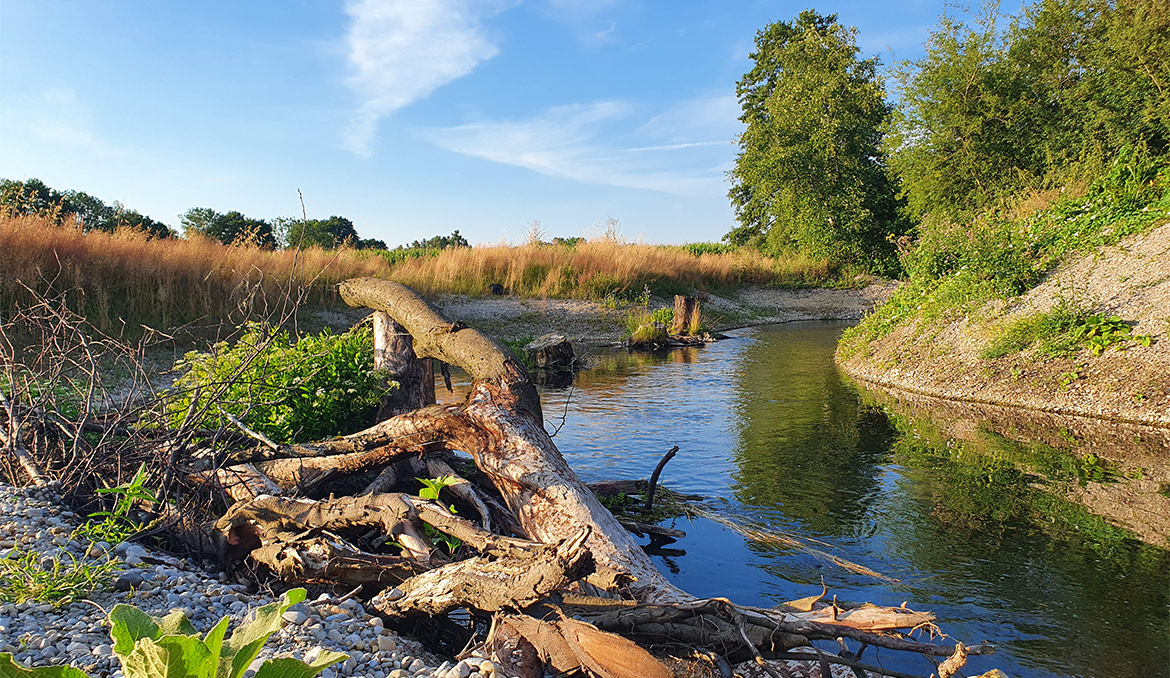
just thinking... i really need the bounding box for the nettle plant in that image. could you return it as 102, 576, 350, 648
0, 589, 344, 678
165, 323, 393, 444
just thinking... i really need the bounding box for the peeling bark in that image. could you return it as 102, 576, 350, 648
339, 277, 687, 602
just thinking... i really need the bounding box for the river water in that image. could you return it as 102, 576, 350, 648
442, 321, 1169, 677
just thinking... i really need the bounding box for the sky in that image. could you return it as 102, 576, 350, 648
0, 1, 951, 247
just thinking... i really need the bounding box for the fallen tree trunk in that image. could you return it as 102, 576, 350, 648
200, 278, 992, 677
339, 277, 688, 602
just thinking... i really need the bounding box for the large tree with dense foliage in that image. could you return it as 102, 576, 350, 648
886, 0, 1170, 220
181, 207, 276, 248
726, 11, 904, 274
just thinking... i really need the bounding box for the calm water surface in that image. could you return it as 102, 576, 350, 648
450, 322, 1170, 677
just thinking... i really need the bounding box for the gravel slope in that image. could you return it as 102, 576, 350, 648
840, 221, 1170, 428
0, 483, 491, 678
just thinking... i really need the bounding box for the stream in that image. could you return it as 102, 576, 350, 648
446, 321, 1170, 678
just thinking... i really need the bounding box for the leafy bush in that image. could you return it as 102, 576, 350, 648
0, 588, 345, 678
166, 324, 392, 444
842, 149, 1170, 355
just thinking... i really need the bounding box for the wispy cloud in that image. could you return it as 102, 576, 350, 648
342, 0, 500, 155
544, 0, 620, 46
422, 97, 741, 196
0, 88, 115, 155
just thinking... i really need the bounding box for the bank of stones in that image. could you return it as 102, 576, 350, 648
0, 483, 501, 678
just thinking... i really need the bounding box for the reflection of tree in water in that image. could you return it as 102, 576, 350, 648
728, 324, 896, 536
880, 407, 1170, 678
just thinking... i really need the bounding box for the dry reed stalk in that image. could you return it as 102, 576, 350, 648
388, 241, 833, 298
0, 213, 389, 334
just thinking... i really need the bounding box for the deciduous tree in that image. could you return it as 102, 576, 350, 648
727, 11, 903, 274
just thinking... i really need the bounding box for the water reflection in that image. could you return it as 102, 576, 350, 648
533, 323, 1169, 678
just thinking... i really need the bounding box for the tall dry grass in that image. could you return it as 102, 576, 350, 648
1, 213, 836, 335
0, 212, 389, 335
388, 240, 834, 299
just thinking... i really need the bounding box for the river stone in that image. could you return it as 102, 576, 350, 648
524, 333, 574, 369
377, 635, 397, 652
114, 571, 145, 591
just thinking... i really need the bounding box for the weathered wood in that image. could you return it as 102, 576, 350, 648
524, 333, 575, 369
370, 528, 594, 617
372, 311, 429, 419
670, 296, 699, 336
215, 463, 283, 502
340, 277, 688, 602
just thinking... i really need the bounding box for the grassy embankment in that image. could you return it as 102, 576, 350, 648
0, 212, 838, 336
838, 152, 1170, 363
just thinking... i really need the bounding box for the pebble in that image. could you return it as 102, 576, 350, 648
282, 610, 309, 625
0, 483, 451, 677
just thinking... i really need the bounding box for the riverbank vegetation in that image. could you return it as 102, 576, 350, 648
0, 208, 838, 337
829, 0, 1170, 360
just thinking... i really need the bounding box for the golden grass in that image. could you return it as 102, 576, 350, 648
0, 212, 389, 334
388, 240, 833, 299
1, 213, 835, 335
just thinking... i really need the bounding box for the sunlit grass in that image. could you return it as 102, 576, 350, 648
387, 240, 835, 300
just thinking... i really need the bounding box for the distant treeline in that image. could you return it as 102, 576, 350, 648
0, 177, 472, 257
729, 0, 1169, 274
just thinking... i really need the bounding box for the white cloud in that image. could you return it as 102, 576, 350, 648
422, 98, 739, 196
0, 88, 114, 155
342, 0, 500, 155
636, 95, 742, 143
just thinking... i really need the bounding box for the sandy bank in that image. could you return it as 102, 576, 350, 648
838, 221, 1170, 429
425, 282, 897, 345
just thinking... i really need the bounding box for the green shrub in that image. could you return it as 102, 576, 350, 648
982, 301, 1154, 361
165, 324, 393, 444
843, 149, 1170, 356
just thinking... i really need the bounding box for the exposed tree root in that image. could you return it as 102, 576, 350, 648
188, 278, 996, 678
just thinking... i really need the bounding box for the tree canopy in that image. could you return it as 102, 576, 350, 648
181, 207, 277, 248
0, 178, 173, 239
886, 0, 1170, 220
726, 11, 904, 274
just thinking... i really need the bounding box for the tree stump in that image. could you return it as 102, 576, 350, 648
670, 296, 699, 336
525, 333, 575, 369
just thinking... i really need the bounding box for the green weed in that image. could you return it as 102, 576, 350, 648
417, 476, 462, 555
164, 323, 393, 444
0, 588, 344, 678
981, 302, 1154, 360
73, 463, 156, 545
0, 549, 120, 608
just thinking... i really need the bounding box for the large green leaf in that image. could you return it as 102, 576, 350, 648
220, 589, 306, 678
200, 616, 231, 678
251, 652, 348, 678
120, 636, 211, 678
156, 610, 199, 637
0, 654, 90, 678
108, 604, 162, 657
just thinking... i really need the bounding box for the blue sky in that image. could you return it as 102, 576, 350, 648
1, 1, 948, 247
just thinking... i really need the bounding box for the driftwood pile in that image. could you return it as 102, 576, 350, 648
6, 277, 996, 678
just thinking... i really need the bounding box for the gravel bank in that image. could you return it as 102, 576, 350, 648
0, 483, 495, 678
839, 221, 1170, 428
429, 282, 896, 345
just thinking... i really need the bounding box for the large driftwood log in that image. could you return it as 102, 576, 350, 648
371, 528, 594, 617
203, 278, 991, 676
339, 277, 687, 602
